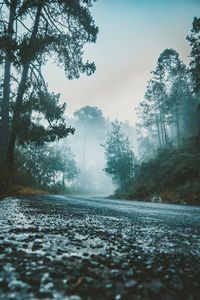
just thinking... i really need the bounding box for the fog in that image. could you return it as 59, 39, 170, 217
64, 106, 138, 196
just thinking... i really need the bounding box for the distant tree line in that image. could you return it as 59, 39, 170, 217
68, 105, 137, 194
17, 142, 78, 193
103, 17, 200, 204
136, 48, 199, 150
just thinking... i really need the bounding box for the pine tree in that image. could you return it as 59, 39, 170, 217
103, 120, 136, 191
0, 0, 98, 171
187, 17, 200, 94
136, 48, 196, 149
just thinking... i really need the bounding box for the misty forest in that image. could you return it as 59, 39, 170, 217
0, 1, 200, 205
1, 2, 200, 300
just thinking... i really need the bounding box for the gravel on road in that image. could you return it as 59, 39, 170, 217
0, 195, 200, 300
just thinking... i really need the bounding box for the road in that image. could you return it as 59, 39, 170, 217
0, 195, 200, 300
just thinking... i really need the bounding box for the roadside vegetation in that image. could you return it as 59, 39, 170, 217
103, 17, 200, 205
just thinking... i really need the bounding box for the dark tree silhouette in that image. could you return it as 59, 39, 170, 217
187, 17, 200, 94
0, 0, 98, 172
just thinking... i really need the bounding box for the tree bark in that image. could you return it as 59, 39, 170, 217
156, 117, 162, 148
160, 116, 165, 148
0, 2, 16, 167
7, 4, 43, 172
7, 62, 29, 171
163, 119, 168, 147
175, 100, 180, 145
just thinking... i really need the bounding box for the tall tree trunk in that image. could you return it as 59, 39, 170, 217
7, 62, 29, 171
160, 117, 165, 148
175, 102, 180, 145
0, 2, 16, 167
62, 173, 65, 188
159, 89, 168, 147
156, 117, 162, 148
7, 5, 43, 172
163, 119, 168, 147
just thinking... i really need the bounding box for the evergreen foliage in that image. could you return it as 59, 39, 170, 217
117, 17, 200, 204
127, 140, 200, 204
0, 0, 98, 171
136, 48, 198, 151
16, 142, 78, 192
187, 17, 200, 94
103, 120, 136, 191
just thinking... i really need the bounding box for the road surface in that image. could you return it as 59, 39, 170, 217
0, 195, 200, 300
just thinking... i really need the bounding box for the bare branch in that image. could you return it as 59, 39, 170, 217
30, 62, 48, 93
17, 18, 32, 34
43, 7, 65, 37
11, 74, 19, 84
47, 6, 69, 31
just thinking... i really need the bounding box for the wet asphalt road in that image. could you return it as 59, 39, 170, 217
0, 195, 200, 300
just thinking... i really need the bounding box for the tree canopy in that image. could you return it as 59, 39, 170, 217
187, 17, 200, 94
0, 0, 98, 171
136, 48, 198, 151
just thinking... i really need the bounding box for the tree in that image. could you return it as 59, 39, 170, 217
74, 105, 105, 126
129, 142, 200, 204
72, 105, 109, 192
152, 49, 187, 145
0, 0, 19, 165
17, 142, 78, 190
136, 78, 168, 149
0, 0, 98, 171
187, 17, 200, 94
73, 105, 106, 163
136, 48, 196, 150
137, 135, 156, 161
103, 120, 136, 191
187, 17, 200, 144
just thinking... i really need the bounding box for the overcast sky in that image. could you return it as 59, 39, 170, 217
43, 0, 200, 126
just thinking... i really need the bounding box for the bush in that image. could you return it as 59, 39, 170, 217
125, 139, 200, 204
177, 181, 200, 204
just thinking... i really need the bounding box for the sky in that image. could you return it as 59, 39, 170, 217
43, 0, 200, 126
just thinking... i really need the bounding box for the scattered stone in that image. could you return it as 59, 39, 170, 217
105, 283, 113, 289
0, 197, 199, 300
125, 279, 137, 288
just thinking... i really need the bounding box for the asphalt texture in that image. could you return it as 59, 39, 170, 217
0, 195, 200, 300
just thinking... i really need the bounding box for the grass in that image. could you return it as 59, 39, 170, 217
0, 183, 47, 200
